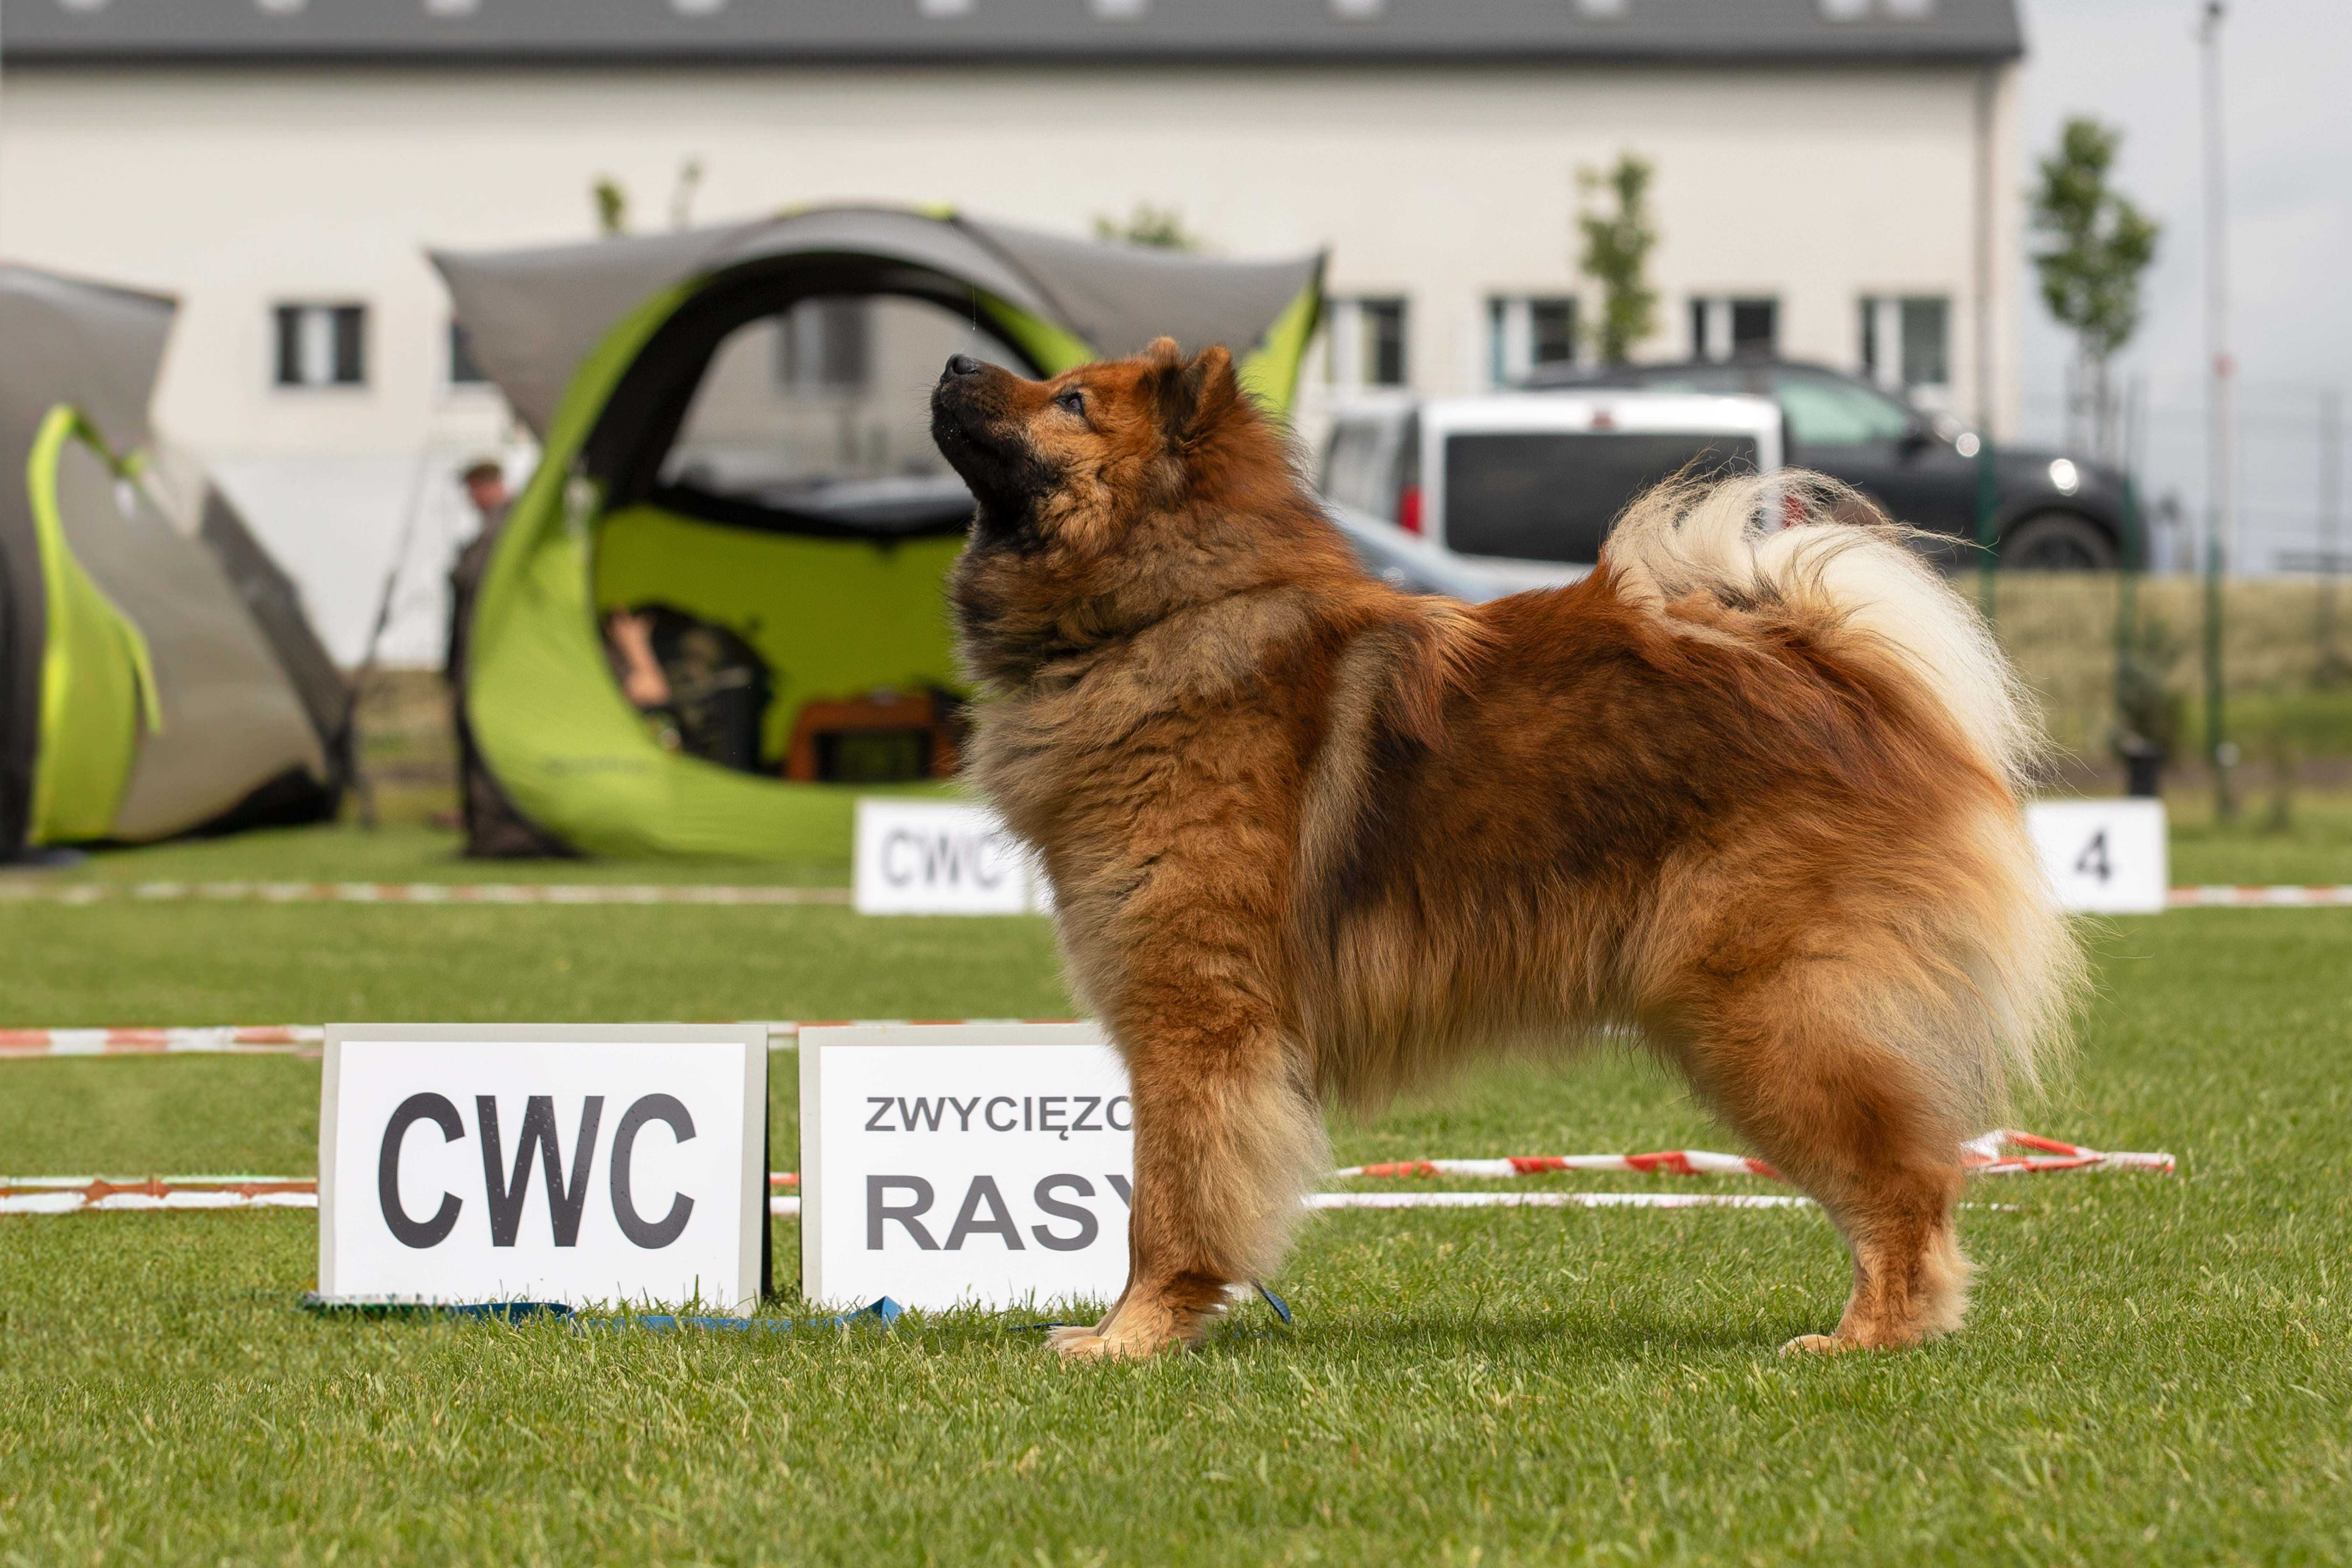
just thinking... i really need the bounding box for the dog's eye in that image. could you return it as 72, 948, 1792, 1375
1055, 390, 1086, 417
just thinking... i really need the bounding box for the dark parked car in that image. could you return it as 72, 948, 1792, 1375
1523, 358, 2129, 570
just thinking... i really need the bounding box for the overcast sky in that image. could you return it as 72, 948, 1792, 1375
2015, 0, 2350, 565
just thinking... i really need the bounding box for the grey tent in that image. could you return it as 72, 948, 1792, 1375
1, 263, 351, 856
427, 205, 1323, 859
434, 206, 1324, 438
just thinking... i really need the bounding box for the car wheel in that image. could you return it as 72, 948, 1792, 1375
2001, 510, 2120, 572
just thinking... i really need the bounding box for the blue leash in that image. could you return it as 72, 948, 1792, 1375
301, 1292, 903, 1332
574, 1298, 903, 1334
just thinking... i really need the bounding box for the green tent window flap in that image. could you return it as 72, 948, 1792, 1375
24, 404, 159, 844
2, 263, 352, 859
433, 204, 1325, 862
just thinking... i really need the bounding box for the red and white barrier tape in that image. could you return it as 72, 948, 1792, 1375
0, 880, 848, 906
0, 1175, 320, 1213
2168, 884, 2352, 907
1958, 1129, 2175, 1175
0, 1021, 1076, 1060
1339, 1149, 1784, 1180
1309, 1191, 1811, 1212
0, 1175, 815, 1219
6, 1130, 2167, 1219
1336, 1130, 2174, 1183
0, 1026, 323, 1058
0, 1175, 1798, 1219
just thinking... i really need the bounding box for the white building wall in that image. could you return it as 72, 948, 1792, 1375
0, 61, 2019, 661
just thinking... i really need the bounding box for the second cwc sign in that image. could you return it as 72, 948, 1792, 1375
799, 1023, 1130, 1311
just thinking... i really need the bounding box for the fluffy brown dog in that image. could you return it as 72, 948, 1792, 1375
931, 340, 2080, 1360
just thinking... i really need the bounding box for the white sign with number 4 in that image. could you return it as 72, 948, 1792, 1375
2026, 799, 2168, 914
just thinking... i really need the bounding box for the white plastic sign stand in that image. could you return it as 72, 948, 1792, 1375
2026, 798, 2169, 914
799, 1023, 1129, 1312
852, 799, 1051, 915
319, 1025, 767, 1311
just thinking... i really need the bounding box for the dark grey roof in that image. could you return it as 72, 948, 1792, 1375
5, 1, 2023, 67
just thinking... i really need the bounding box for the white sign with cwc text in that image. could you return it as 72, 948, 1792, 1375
319, 1025, 767, 1311
2026, 798, 2169, 914
800, 1023, 1129, 1312
853, 799, 1051, 915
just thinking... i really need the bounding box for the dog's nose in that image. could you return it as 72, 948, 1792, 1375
943, 353, 983, 380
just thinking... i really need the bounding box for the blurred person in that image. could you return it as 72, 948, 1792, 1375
444, 458, 508, 678
444, 457, 569, 856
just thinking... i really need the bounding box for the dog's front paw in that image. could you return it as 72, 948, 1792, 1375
1045, 1308, 1193, 1362
1046, 1324, 1123, 1361
1779, 1332, 1854, 1356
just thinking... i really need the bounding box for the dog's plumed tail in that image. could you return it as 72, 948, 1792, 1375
1605, 471, 2042, 790
1602, 471, 2081, 1110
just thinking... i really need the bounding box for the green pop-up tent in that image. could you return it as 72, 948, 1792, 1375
432, 206, 1324, 861
0, 264, 350, 859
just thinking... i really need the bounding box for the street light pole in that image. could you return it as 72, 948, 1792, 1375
2199, 0, 2236, 819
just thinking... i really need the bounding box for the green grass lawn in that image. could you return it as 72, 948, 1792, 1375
2165, 785, 2352, 884
3, 824, 2349, 1563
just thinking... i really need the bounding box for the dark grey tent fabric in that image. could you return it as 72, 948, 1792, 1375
46, 438, 327, 841
432, 206, 1323, 435
0, 266, 176, 852
434, 222, 771, 442
956, 216, 1317, 360
199, 485, 355, 789
0, 265, 173, 460
1, 261, 347, 852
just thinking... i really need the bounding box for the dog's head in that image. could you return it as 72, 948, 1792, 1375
933, 337, 1325, 687
931, 336, 1252, 557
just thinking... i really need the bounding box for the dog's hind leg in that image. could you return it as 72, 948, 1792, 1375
1050, 999, 1326, 1362
1667, 966, 1974, 1354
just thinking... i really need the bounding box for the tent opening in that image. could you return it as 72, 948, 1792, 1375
572, 259, 1034, 787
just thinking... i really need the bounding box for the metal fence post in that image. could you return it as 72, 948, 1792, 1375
2204, 528, 2233, 820
1975, 436, 1998, 624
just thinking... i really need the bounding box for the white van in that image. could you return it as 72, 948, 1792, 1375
1320, 391, 1783, 597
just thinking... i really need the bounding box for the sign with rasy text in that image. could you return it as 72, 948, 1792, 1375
853, 799, 1051, 915
319, 1025, 766, 1311
800, 1023, 1129, 1311
2026, 798, 2169, 915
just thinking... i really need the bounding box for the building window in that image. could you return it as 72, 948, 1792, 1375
1324, 297, 1409, 390
1858, 295, 1950, 402
777, 298, 873, 392
448, 320, 488, 386
273, 303, 366, 388
1689, 295, 1777, 362
1363, 299, 1407, 386
1487, 296, 1578, 386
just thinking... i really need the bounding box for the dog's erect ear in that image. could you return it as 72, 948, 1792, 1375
1148, 343, 1240, 451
